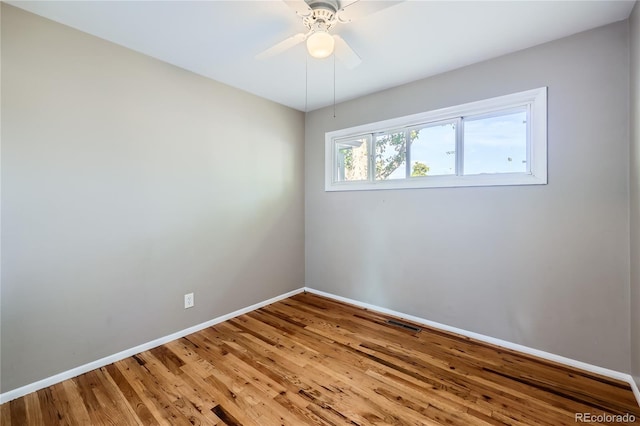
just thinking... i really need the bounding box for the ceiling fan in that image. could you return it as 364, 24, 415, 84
256, 0, 403, 69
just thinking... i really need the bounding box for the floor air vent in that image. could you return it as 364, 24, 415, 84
386, 319, 421, 332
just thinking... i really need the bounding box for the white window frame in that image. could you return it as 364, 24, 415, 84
325, 87, 547, 191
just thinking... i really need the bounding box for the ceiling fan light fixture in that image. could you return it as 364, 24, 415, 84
306, 30, 335, 59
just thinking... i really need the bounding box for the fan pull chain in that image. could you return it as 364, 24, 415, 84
333, 52, 336, 118
305, 53, 308, 112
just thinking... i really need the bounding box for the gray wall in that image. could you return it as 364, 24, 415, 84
306, 22, 631, 372
630, 2, 640, 388
1, 4, 304, 393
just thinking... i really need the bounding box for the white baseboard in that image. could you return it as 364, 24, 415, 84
0, 287, 305, 404
3, 285, 639, 410
304, 287, 640, 408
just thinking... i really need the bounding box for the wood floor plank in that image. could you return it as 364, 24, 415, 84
3, 292, 639, 425
36, 386, 70, 425
49, 382, 83, 426
23, 391, 44, 425
114, 356, 191, 425
174, 336, 284, 426
192, 334, 342, 426
1, 398, 12, 426
74, 370, 124, 425
186, 331, 314, 425
135, 350, 221, 425
102, 363, 156, 425
59, 379, 93, 425
9, 396, 27, 425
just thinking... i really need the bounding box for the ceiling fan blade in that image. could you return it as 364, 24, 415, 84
336, 0, 404, 23
283, 0, 313, 17
256, 33, 308, 60
333, 35, 362, 69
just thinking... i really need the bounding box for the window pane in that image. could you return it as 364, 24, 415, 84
463, 109, 528, 175
336, 138, 369, 182
375, 131, 406, 180
409, 122, 456, 177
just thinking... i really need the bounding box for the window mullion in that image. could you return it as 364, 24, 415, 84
405, 129, 411, 178
526, 104, 532, 174
456, 117, 464, 176
368, 134, 375, 182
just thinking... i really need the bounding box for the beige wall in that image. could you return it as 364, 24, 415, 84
305, 21, 631, 372
630, 2, 640, 388
0, 4, 304, 393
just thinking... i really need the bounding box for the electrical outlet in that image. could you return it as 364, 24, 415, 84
184, 293, 194, 309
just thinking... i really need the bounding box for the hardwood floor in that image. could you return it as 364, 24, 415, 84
2, 292, 639, 425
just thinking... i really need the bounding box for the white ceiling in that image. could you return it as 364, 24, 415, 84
9, 0, 636, 111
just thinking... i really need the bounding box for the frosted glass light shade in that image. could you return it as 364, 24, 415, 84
306, 31, 335, 59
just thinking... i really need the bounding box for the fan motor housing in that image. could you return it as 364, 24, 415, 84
306, 0, 339, 12
303, 0, 339, 29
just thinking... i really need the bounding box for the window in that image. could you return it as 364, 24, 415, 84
325, 87, 547, 191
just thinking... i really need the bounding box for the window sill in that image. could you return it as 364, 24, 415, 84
325, 172, 547, 192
